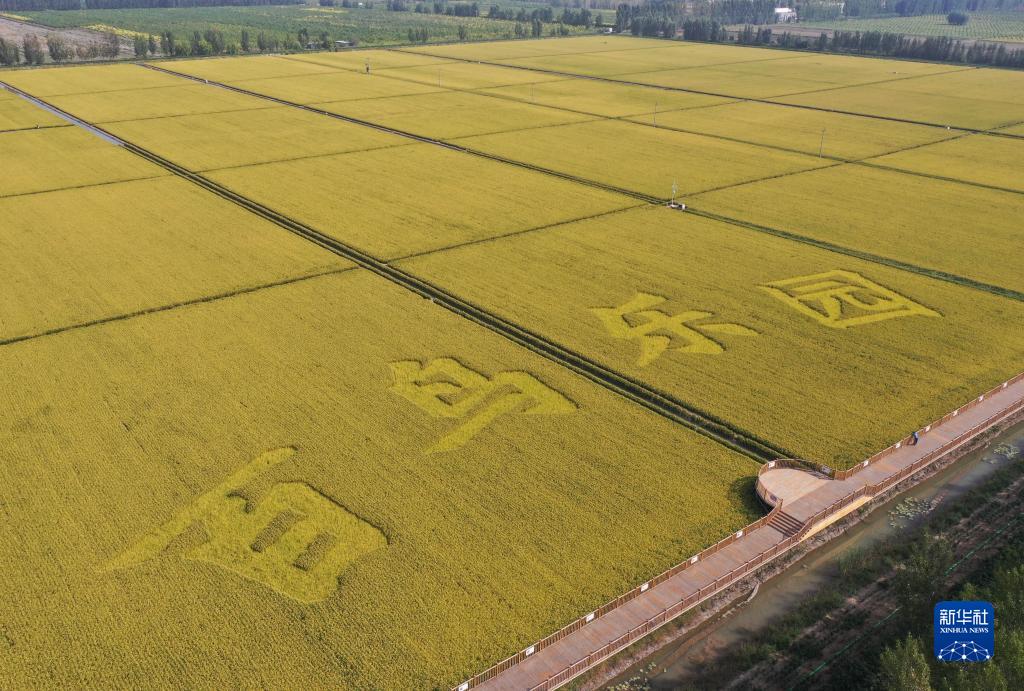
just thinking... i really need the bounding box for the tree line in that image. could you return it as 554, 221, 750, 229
799, 0, 1024, 21
0, 0, 300, 10
386, 0, 479, 15
729, 25, 1024, 67
0, 30, 120, 64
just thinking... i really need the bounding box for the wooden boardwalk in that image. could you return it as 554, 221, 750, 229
470, 375, 1024, 691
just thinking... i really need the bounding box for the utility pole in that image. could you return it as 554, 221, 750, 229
819, 128, 826, 158
654, 100, 658, 128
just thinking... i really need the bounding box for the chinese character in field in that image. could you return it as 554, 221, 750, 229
761, 270, 939, 329
390, 358, 576, 452
590, 292, 758, 366
105, 448, 385, 603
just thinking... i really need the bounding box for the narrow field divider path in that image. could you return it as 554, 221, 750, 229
390, 47, 1024, 138
0, 77, 783, 464
138, 63, 664, 204
133, 64, 1023, 304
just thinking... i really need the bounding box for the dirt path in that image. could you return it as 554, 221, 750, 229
0, 15, 132, 63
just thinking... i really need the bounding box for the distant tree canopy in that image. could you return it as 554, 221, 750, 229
947, 9, 970, 22
0, 0, 301, 10
803, 0, 1024, 19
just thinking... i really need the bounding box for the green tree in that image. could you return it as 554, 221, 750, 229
894, 536, 954, 623
878, 634, 931, 691
997, 630, 1024, 690
22, 34, 44, 65
102, 31, 120, 59
46, 34, 74, 62
133, 34, 148, 58
148, 34, 157, 55
990, 566, 1024, 631
0, 37, 19, 66
240, 29, 251, 52
938, 663, 1007, 691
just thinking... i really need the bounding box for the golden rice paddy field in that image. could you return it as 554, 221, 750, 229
0, 126, 164, 197
204, 144, 637, 257
772, 67, 1024, 130
106, 106, 410, 171
314, 90, 596, 139
691, 164, 1024, 294
867, 132, 1024, 192
398, 206, 1024, 468
624, 100, 958, 160
0, 176, 349, 342
0, 89, 67, 130
481, 77, 734, 117
45, 83, 282, 124
456, 118, 831, 197
2, 35, 1023, 689
0, 269, 760, 689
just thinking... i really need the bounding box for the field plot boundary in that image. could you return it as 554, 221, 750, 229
686, 208, 1024, 303
0, 266, 355, 348
132, 64, 1024, 303
127, 61, 1024, 302
393, 47, 1024, 137
137, 62, 665, 204
464, 373, 1024, 691
1, 78, 786, 463
170, 54, 1024, 198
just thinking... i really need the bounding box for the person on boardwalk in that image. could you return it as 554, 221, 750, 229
910, 431, 920, 446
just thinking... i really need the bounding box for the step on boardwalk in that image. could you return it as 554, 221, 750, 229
469, 374, 1024, 691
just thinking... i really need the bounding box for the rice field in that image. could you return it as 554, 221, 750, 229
773, 68, 1024, 130
481, 77, 734, 118
314, 89, 595, 139
106, 106, 410, 171
454, 118, 831, 197
398, 205, 1024, 467
0, 269, 760, 689
2, 34, 1023, 690
0, 90, 67, 130
205, 143, 636, 258
624, 100, 958, 160
0, 126, 165, 197
691, 164, 1024, 294
0, 176, 349, 342
45, 83, 282, 124
867, 132, 1024, 193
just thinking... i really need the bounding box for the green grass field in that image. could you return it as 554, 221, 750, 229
16, 4, 588, 49
799, 12, 1024, 43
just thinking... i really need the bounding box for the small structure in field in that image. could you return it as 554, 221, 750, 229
774, 7, 797, 22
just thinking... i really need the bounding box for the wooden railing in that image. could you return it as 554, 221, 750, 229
452, 500, 787, 691
756, 458, 821, 506
831, 372, 1024, 481
454, 373, 1024, 691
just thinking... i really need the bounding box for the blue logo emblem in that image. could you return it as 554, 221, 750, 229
934, 601, 994, 662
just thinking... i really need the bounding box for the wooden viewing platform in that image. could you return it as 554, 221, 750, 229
462, 373, 1024, 691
